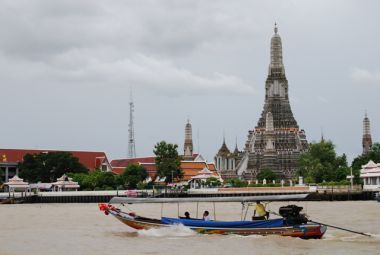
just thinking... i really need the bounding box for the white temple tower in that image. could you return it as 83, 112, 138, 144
362, 112, 372, 155
183, 120, 194, 160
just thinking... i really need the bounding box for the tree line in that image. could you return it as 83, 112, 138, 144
12, 140, 380, 189
16, 141, 183, 190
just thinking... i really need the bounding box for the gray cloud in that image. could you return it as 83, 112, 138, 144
0, 0, 257, 96
0, 0, 379, 163
350, 68, 380, 85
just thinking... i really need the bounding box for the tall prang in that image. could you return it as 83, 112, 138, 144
362, 112, 372, 155
183, 119, 194, 160
235, 24, 308, 180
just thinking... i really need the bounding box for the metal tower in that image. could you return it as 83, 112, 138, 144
128, 89, 136, 158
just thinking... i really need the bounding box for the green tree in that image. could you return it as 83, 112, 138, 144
257, 169, 278, 181
154, 141, 182, 183
120, 164, 148, 189
225, 178, 247, 187
69, 173, 89, 189
351, 143, 380, 183
19, 152, 88, 183
69, 170, 119, 190
204, 177, 221, 187
298, 140, 349, 183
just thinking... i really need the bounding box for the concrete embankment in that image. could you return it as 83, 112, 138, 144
1, 185, 377, 203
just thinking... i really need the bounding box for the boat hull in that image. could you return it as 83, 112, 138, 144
100, 204, 326, 239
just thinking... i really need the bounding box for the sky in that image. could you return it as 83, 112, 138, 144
0, 0, 379, 164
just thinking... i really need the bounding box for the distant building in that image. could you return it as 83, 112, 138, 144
0, 148, 112, 183
214, 138, 239, 180
360, 160, 380, 190
362, 112, 372, 155
110, 155, 220, 183
215, 25, 308, 181
180, 161, 219, 182
110, 119, 220, 183
51, 174, 80, 192
111, 156, 156, 177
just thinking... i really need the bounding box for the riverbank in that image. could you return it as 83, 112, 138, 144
1, 185, 377, 203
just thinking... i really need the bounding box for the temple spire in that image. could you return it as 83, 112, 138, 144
362, 111, 372, 155
320, 127, 325, 142
234, 136, 239, 155
269, 23, 285, 76
184, 119, 193, 160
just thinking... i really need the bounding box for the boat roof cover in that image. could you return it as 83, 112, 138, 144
109, 193, 309, 204
161, 217, 284, 228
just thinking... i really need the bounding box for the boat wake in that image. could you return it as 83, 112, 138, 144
137, 224, 197, 238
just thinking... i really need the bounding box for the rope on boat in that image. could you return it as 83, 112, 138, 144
308, 220, 372, 237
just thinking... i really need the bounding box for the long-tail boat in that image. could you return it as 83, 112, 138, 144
99, 194, 327, 239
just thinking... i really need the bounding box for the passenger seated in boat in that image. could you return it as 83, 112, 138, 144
253, 201, 269, 220
179, 211, 192, 219
203, 211, 211, 221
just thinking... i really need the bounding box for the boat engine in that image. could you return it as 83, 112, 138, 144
279, 205, 308, 225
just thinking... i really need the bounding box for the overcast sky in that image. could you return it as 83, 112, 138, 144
0, 0, 379, 163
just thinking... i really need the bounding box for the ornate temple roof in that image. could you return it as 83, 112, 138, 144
217, 139, 231, 156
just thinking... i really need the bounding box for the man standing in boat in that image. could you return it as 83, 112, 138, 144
253, 201, 269, 220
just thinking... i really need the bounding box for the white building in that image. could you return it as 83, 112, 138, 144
51, 174, 80, 191
360, 160, 380, 190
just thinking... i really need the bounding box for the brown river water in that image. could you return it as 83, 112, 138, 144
0, 201, 379, 255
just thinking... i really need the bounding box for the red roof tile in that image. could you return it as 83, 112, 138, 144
0, 148, 109, 171
111, 161, 157, 178
111, 167, 125, 175
110, 156, 156, 168
110, 155, 221, 182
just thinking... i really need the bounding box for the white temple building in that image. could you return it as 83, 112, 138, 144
3, 175, 31, 195
189, 167, 223, 189
51, 174, 80, 191
360, 160, 380, 191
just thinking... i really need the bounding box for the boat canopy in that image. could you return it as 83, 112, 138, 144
109, 193, 309, 204
161, 217, 284, 228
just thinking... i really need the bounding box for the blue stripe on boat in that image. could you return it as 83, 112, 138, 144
161, 217, 284, 228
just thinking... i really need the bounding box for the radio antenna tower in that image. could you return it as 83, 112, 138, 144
128, 88, 136, 158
